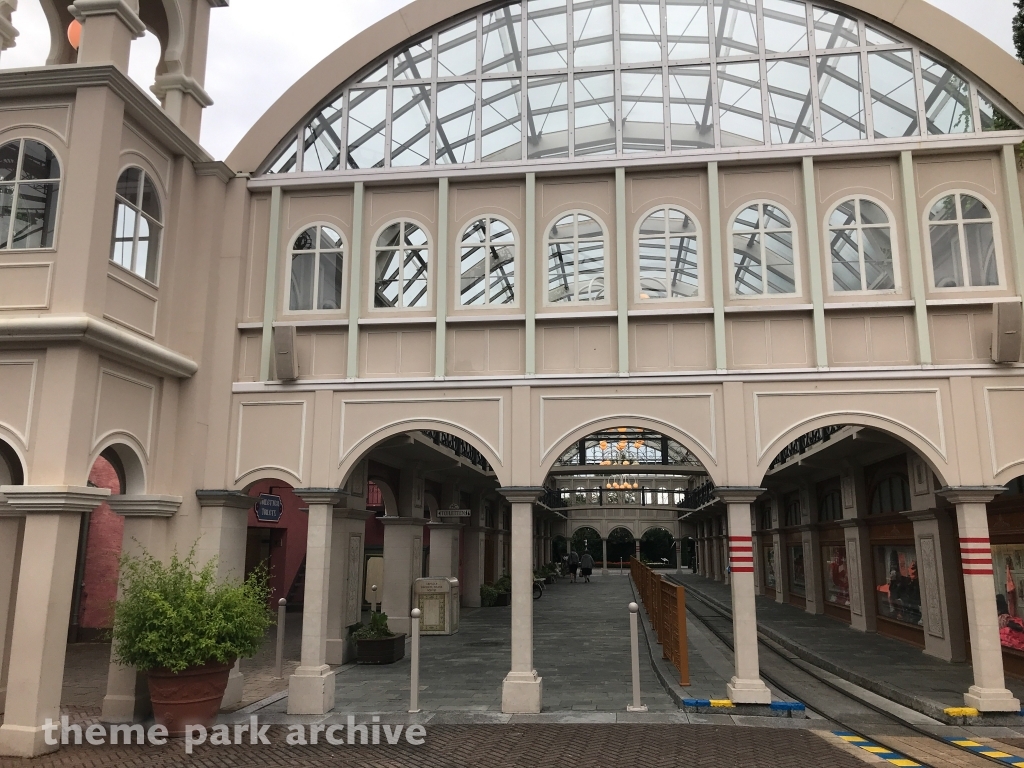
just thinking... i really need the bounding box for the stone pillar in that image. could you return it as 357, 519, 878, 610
909, 510, 966, 663
326, 508, 373, 665
70, 0, 146, 72
462, 495, 486, 607
635, 538, 641, 561
428, 522, 461, 578
772, 531, 785, 603
495, 530, 506, 576
941, 487, 1020, 712
288, 489, 344, 715
0, 514, 23, 713
0, 486, 110, 758
381, 516, 428, 636
752, 532, 763, 595
602, 538, 609, 574
100, 496, 180, 723
674, 538, 682, 571
841, 519, 875, 632
499, 487, 544, 714
802, 527, 823, 615
717, 488, 772, 705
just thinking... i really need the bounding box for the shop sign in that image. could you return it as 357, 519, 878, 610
438, 503, 471, 518
255, 494, 283, 523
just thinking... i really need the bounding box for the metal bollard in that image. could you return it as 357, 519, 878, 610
371, 584, 378, 615
275, 598, 287, 678
409, 608, 422, 714
627, 602, 648, 712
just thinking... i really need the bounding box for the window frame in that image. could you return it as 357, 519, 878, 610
728, 199, 801, 299
283, 222, 348, 314
823, 195, 901, 296
455, 214, 520, 309
0, 137, 62, 252
109, 165, 163, 286
922, 189, 1005, 293
370, 218, 433, 311
543, 209, 610, 306
633, 204, 704, 302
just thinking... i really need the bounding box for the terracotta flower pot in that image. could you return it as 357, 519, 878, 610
147, 659, 234, 736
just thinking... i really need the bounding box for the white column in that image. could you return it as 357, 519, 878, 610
0, 486, 110, 758
717, 488, 772, 705
0, 515, 24, 713
602, 538, 608, 574
942, 487, 1020, 712
909, 510, 965, 663
428, 522, 461, 578
499, 487, 543, 714
675, 539, 682, 572
381, 516, 428, 636
326, 508, 372, 665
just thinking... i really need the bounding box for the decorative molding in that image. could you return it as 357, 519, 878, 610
151, 73, 213, 107
195, 490, 254, 510
938, 486, 1007, 505
983, 386, 1024, 478
497, 486, 544, 505
715, 487, 766, 505
293, 488, 347, 506
234, 399, 307, 484
0, 485, 110, 515
918, 535, 945, 640
107, 494, 181, 517
69, 0, 146, 37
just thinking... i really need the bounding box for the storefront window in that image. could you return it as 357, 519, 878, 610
992, 544, 1024, 651
873, 544, 922, 626
822, 545, 850, 606
764, 546, 776, 589
788, 545, 805, 596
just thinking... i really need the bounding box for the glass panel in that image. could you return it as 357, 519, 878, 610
267, 138, 298, 174
391, 85, 432, 167
528, 0, 568, 69
0, 185, 9, 248
404, 223, 429, 247
863, 226, 894, 290
574, 71, 615, 156
0, 142, 19, 182
734, 203, 760, 231
577, 235, 605, 301
873, 544, 922, 627
829, 198, 857, 227
764, 204, 790, 229
763, 0, 808, 54
290, 252, 315, 311
865, 26, 899, 46
666, 0, 710, 61
394, 39, 432, 81
638, 236, 668, 299
437, 19, 477, 78
822, 546, 850, 607
869, 51, 919, 139
789, 545, 805, 596
860, 199, 888, 226
921, 55, 972, 135
320, 226, 343, 251
304, 96, 345, 172
964, 221, 998, 287
765, 226, 795, 293
930, 223, 963, 287
317, 252, 344, 310
980, 93, 1022, 132
990, 545, 1024, 647
483, 4, 523, 74
527, 75, 569, 159
294, 227, 316, 251
929, 194, 957, 222
21, 140, 60, 181
812, 8, 859, 50
374, 250, 401, 307
668, 233, 699, 297
548, 239, 576, 303
377, 221, 401, 249
12, 182, 59, 249
573, 0, 613, 67
713, 0, 758, 58
961, 194, 991, 221
489, 239, 516, 304
135, 216, 151, 280
733, 229, 763, 294
669, 65, 714, 149
718, 61, 764, 146
141, 176, 161, 222
116, 167, 142, 205
436, 81, 476, 164
404, 247, 429, 308
491, 218, 515, 242
818, 53, 866, 141
461, 239, 488, 306
346, 88, 387, 169
482, 79, 523, 162
622, 69, 665, 153
111, 201, 135, 270
356, 63, 387, 84
830, 225, 861, 291
620, 0, 662, 64
763, 546, 777, 589
766, 57, 814, 144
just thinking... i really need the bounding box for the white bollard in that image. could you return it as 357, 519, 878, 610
627, 602, 648, 712
409, 607, 422, 714
275, 598, 287, 678
371, 584, 378, 615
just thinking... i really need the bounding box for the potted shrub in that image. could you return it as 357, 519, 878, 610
111, 550, 272, 736
480, 583, 499, 607
352, 612, 406, 664
493, 574, 511, 606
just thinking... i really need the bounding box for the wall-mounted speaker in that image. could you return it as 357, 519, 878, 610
992, 301, 1023, 364
273, 324, 298, 380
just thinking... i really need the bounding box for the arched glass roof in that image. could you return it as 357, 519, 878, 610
262, 0, 1023, 175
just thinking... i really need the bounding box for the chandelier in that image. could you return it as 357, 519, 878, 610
600, 429, 645, 491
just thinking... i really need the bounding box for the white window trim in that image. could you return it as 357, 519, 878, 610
922, 189, 1006, 292
283, 222, 348, 314
454, 214, 521, 309
822, 195, 902, 296
543, 208, 610, 306
0, 137, 62, 253
110, 164, 163, 287
727, 199, 802, 299
369, 217, 434, 311
633, 204, 704, 302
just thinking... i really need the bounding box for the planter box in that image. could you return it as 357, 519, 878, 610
493, 592, 510, 607
357, 634, 406, 664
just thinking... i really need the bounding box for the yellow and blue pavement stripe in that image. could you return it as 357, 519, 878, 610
945, 737, 1024, 766
833, 731, 922, 766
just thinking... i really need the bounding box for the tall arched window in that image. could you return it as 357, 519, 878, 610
731, 202, 796, 296
547, 212, 606, 303
828, 198, 895, 292
374, 220, 429, 308
0, 139, 61, 249
637, 206, 699, 300
459, 216, 516, 306
111, 167, 162, 282
870, 474, 911, 515
289, 225, 344, 311
818, 489, 843, 522
928, 193, 999, 288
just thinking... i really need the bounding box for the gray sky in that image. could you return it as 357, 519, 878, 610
3, 0, 1018, 160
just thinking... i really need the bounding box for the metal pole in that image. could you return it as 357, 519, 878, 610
275, 598, 287, 678
627, 602, 647, 712
409, 607, 422, 714
371, 584, 378, 614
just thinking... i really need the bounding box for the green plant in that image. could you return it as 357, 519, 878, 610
480, 583, 499, 607
494, 574, 512, 594
112, 548, 272, 673
351, 611, 395, 640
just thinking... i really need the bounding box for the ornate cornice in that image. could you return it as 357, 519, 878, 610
152, 72, 214, 107
69, 0, 147, 38
0, 485, 110, 515
714, 487, 767, 505
497, 486, 545, 504
195, 490, 254, 510
938, 486, 1008, 505
107, 494, 182, 517
293, 488, 348, 506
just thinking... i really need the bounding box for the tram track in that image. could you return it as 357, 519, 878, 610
679, 586, 1015, 768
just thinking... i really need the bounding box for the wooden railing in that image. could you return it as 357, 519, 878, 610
630, 558, 689, 686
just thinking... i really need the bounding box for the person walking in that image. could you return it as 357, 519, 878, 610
568, 550, 580, 583
580, 551, 595, 583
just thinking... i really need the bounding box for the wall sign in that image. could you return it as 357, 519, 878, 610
437, 509, 472, 518
255, 493, 283, 523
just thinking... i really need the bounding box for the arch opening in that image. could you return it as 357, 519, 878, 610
0, 438, 23, 486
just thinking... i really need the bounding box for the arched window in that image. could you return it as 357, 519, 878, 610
828, 198, 895, 292
111, 167, 162, 282
928, 193, 999, 288
0, 139, 61, 250
546, 212, 606, 303
374, 220, 429, 308
289, 225, 344, 311
731, 202, 796, 296
818, 490, 843, 522
870, 474, 911, 515
637, 206, 699, 300
783, 493, 802, 527
459, 216, 516, 306
758, 500, 773, 531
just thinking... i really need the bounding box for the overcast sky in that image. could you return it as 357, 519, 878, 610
2, 0, 1017, 160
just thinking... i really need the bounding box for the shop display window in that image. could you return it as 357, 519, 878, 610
788, 544, 805, 596
822, 545, 850, 606
991, 544, 1024, 651
873, 544, 922, 626
764, 546, 777, 589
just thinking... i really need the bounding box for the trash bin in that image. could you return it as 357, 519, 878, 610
413, 577, 460, 635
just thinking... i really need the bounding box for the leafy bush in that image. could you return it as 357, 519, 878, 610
112, 549, 272, 673
494, 574, 512, 594
351, 612, 395, 640
480, 583, 499, 607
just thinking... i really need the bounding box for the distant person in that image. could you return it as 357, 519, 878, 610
580, 551, 594, 583
568, 550, 580, 583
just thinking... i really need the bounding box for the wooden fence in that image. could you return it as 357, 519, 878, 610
630, 558, 689, 686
